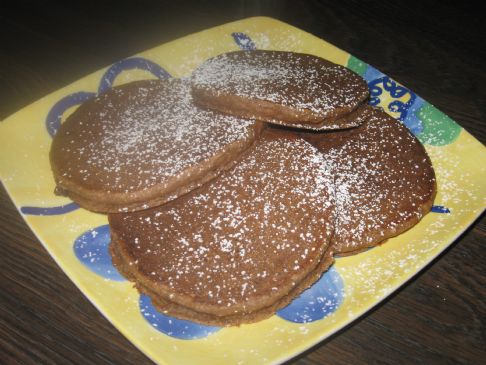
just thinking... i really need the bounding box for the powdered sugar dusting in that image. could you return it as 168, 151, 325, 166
191, 50, 368, 117
52, 79, 256, 193
304, 107, 436, 253
113, 132, 335, 312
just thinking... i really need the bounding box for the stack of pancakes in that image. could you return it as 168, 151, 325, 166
50, 50, 436, 326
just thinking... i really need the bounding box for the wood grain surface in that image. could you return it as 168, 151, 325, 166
1, 1, 485, 364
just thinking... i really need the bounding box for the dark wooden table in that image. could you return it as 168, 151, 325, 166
1, 1, 485, 364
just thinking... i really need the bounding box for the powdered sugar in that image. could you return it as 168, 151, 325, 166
53, 79, 256, 193
112, 132, 335, 311
191, 50, 368, 117
304, 107, 436, 253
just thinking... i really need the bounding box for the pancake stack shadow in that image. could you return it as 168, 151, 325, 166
49, 50, 436, 326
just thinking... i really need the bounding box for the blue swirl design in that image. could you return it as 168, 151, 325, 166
23, 57, 171, 216
277, 266, 344, 323
98, 57, 171, 94
46, 91, 96, 138
139, 294, 221, 339
363, 65, 427, 136
20, 202, 79, 216
368, 75, 416, 122
73, 225, 126, 281
232, 32, 256, 50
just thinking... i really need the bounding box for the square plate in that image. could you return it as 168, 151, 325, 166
1, 17, 485, 365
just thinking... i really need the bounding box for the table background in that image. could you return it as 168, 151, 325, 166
1, 1, 484, 364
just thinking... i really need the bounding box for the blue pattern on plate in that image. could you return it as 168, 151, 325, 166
431, 205, 451, 213
363, 65, 426, 136
402, 96, 425, 135
73, 225, 126, 281
46, 91, 96, 137
232, 32, 256, 50
366, 67, 417, 123
98, 57, 171, 94
139, 294, 221, 339
276, 266, 344, 323
363, 65, 385, 86
21, 202, 79, 216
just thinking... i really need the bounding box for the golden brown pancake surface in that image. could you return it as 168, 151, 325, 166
303, 106, 436, 255
109, 130, 336, 322
50, 78, 261, 213
191, 50, 369, 130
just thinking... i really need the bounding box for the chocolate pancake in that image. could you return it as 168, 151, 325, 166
303, 106, 436, 255
50, 78, 261, 213
109, 129, 336, 325
191, 50, 369, 130
110, 237, 333, 326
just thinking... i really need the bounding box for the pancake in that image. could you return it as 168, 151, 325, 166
191, 50, 369, 130
302, 106, 437, 255
50, 78, 262, 213
110, 236, 333, 326
108, 129, 336, 325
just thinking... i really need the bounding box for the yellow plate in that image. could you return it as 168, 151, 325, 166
1, 17, 485, 365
